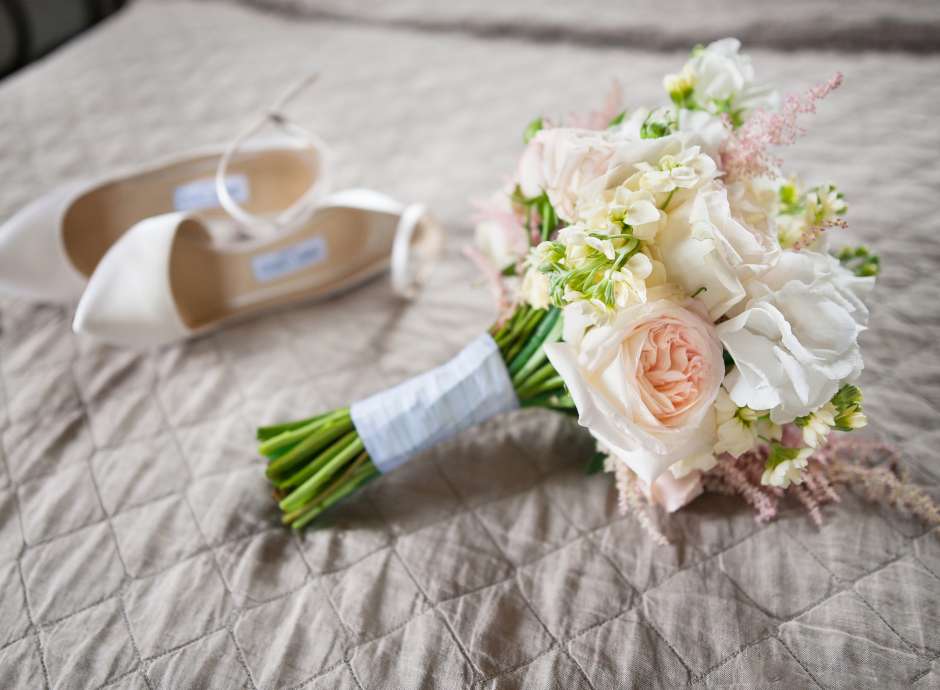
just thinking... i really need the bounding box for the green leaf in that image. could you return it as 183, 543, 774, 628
523, 117, 544, 144
500, 263, 518, 277
607, 111, 626, 128
585, 451, 606, 475
834, 245, 880, 277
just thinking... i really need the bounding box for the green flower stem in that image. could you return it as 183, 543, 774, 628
291, 465, 377, 530
504, 309, 545, 363
511, 317, 562, 387
259, 304, 577, 530
279, 437, 365, 513
259, 409, 345, 456
282, 450, 370, 525
508, 307, 559, 376
522, 376, 565, 399
493, 305, 532, 348
265, 412, 352, 480
273, 430, 358, 490
514, 361, 558, 399
257, 413, 330, 442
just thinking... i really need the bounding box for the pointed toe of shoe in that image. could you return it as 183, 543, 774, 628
0, 188, 87, 303
73, 215, 192, 349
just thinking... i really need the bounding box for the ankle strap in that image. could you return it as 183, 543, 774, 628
215, 74, 330, 238
392, 204, 444, 299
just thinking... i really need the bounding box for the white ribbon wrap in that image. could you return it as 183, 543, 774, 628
350, 334, 518, 474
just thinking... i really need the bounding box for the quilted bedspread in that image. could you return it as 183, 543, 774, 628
1, 1, 940, 687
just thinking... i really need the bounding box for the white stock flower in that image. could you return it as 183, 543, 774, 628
656, 183, 780, 319
713, 388, 761, 458
798, 403, 836, 448
805, 185, 847, 224
578, 187, 662, 240
718, 251, 874, 424
518, 127, 725, 225
609, 254, 654, 308
761, 448, 811, 488
633, 144, 717, 196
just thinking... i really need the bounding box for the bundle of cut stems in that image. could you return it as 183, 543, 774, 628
257, 305, 573, 529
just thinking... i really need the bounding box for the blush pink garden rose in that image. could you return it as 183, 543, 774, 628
518, 128, 618, 223
517, 126, 727, 226
545, 299, 724, 484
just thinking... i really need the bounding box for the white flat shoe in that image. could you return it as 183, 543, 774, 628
0, 78, 329, 304
72, 190, 443, 349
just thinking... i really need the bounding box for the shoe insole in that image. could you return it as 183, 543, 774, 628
63, 148, 318, 278
169, 206, 402, 330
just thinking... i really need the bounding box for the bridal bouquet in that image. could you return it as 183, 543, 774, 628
258, 39, 938, 537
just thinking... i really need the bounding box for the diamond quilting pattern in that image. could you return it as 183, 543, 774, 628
0, 2, 939, 687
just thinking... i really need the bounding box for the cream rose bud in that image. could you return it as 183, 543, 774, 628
640, 469, 704, 513
718, 251, 874, 424
473, 193, 529, 269
689, 38, 753, 102
545, 299, 724, 484
682, 38, 779, 116
520, 267, 551, 309
656, 183, 780, 320
474, 219, 523, 269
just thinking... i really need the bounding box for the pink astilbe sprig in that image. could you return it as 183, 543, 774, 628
793, 483, 824, 527
721, 72, 844, 180
565, 80, 624, 131
829, 461, 940, 525
706, 455, 781, 523
700, 434, 940, 529
822, 436, 940, 526
804, 462, 841, 506
614, 463, 670, 546
462, 245, 513, 319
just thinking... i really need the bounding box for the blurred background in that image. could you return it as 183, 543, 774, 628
0, 0, 126, 77
3, 0, 939, 80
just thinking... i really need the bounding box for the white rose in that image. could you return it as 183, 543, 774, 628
677, 109, 728, 158
748, 250, 873, 326
656, 183, 780, 319
718, 251, 874, 423
545, 299, 724, 483
613, 108, 727, 162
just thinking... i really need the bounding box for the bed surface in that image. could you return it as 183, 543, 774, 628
1, 2, 939, 687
